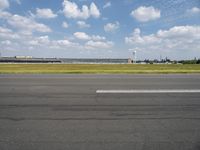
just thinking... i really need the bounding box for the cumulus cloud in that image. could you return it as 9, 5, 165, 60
74, 32, 90, 40
90, 2, 100, 18
0, 29, 114, 55
131, 6, 160, 22
62, 0, 89, 19
103, 2, 111, 9
187, 7, 200, 15
36, 8, 57, 19
8, 15, 51, 33
0, 5, 113, 53
0, 27, 113, 52
0, 0, 9, 10
91, 35, 106, 41
62, 21, 69, 28
74, 32, 106, 41
29, 36, 50, 46
0, 26, 19, 39
1, 40, 11, 45
73, 32, 113, 49
85, 40, 113, 49
0, 11, 51, 33
62, 0, 100, 19
104, 21, 120, 32
3, 29, 80, 50
77, 21, 90, 28
125, 25, 200, 53
28, 36, 80, 51
54, 40, 78, 47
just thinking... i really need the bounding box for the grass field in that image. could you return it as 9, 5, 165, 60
0, 64, 200, 74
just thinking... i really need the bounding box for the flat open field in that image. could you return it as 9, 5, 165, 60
0, 64, 200, 74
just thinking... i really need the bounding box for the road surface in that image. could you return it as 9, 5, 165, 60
0, 74, 200, 150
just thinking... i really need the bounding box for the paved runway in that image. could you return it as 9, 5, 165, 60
0, 74, 200, 150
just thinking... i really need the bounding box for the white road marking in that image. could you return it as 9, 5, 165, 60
96, 89, 200, 94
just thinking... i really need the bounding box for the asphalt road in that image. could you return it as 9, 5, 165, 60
0, 74, 200, 150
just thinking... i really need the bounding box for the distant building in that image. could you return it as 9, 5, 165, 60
128, 58, 133, 64
15, 56, 32, 59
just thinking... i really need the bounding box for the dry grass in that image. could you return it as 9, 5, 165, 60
0, 64, 200, 74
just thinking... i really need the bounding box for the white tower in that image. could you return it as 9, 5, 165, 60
132, 51, 137, 63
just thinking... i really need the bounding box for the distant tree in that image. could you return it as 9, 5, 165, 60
149, 61, 154, 64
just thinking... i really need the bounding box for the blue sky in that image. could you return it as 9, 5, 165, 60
0, 0, 200, 59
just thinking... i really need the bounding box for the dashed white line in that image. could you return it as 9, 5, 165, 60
96, 89, 200, 94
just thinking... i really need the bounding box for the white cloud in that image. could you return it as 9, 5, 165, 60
77, 21, 90, 28
29, 36, 50, 46
0, 26, 12, 36
28, 34, 79, 49
74, 32, 90, 40
90, 2, 100, 18
1, 40, 11, 45
8, 14, 52, 33
74, 32, 106, 41
0, 26, 19, 39
52, 39, 79, 48
28, 35, 80, 49
187, 7, 200, 14
85, 40, 113, 49
103, 2, 111, 9
0, 10, 10, 17
62, 21, 69, 28
62, 0, 89, 19
0, 16, 113, 53
73, 32, 113, 49
125, 26, 200, 53
104, 21, 120, 32
37, 36, 50, 44
131, 6, 160, 22
36, 8, 57, 19
0, 24, 114, 53
62, 0, 100, 19
0, 0, 9, 10
91, 35, 106, 41
0, 11, 51, 33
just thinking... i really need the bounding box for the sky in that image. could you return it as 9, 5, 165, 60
0, 0, 200, 60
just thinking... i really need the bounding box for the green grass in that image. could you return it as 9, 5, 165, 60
0, 64, 200, 74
